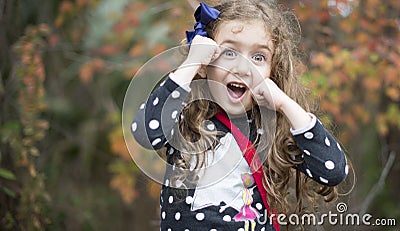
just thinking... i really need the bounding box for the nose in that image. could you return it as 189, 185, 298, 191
233, 55, 251, 77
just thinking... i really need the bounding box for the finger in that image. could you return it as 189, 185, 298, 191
210, 46, 222, 62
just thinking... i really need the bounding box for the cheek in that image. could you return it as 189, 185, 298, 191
206, 65, 229, 81
252, 66, 271, 86
207, 80, 226, 102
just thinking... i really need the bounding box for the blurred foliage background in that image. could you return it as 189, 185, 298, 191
0, 0, 399, 230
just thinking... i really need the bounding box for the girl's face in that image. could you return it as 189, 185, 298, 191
206, 20, 274, 116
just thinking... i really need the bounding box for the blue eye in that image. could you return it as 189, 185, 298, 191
223, 49, 237, 58
253, 54, 266, 62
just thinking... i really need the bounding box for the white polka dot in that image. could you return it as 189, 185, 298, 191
161, 211, 166, 219
223, 215, 231, 222
261, 227, 265, 231
160, 80, 166, 86
196, 212, 205, 221
238, 228, 245, 231
167, 229, 171, 231
304, 132, 314, 139
168, 196, 174, 203
149, 120, 160, 130
345, 165, 349, 175
186, 196, 193, 204
206, 123, 215, 131
165, 179, 169, 187
168, 148, 174, 155
131, 122, 137, 132
139, 103, 145, 110
152, 138, 162, 146
184, 229, 189, 231
172, 90, 180, 99
320, 177, 328, 184
171, 110, 178, 119
257, 128, 264, 135
170, 129, 174, 136
175, 212, 181, 220
256, 203, 263, 210
325, 137, 331, 146
337, 142, 342, 151
306, 169, 313, 178
304, 150, 311, 155
153, 97, 159, 106
210, 229, 217, 231
325, 160, 335, 170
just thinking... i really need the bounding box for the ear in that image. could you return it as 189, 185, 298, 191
198, 65, 207, 78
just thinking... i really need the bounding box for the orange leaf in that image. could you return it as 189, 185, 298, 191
386, 87, 400, 101
363, 76, 381, 91
377, 114, 388, 135
129, 43, 144, 57
60, 1, 74, 13
389, 52, 400, 67
339, 20, 353, 34
147, 181, 162, 199
76, 0, 89, 7
113, 22, 128, 34
92, 58, 105, 70
96, 45, 119, 56
124, 64, 141, 79
384, 67, 398, 85
79, 63, 93, 83
150, 44, 168, 56
48, 34, 60, 47
110, 174, 138, 204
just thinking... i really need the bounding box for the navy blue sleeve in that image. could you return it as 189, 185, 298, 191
292, 116, 348, 186
131, 76, 189, 150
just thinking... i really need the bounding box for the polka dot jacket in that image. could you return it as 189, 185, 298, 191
132, 76, 348, 231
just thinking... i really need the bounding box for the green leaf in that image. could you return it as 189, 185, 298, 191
0, 168, 16, 180
0, 185, 16, 198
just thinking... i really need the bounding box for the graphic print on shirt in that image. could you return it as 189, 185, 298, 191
190, 133, 253, 212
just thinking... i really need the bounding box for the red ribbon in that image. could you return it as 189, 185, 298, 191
215, 112, 280, 231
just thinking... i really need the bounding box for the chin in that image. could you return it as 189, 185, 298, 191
220, 104, 252, 116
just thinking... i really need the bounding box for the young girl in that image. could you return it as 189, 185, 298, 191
132, 1, 348, 230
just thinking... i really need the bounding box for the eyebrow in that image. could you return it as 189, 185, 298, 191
220, 39, 273, 52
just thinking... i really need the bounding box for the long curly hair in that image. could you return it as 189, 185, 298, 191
170, 0, 350, 217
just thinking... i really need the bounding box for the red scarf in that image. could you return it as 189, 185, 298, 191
215, 112, 280, 231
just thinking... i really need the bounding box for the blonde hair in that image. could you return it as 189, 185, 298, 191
171, 0, 348, 216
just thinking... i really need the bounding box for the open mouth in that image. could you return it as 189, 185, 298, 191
227, 82, 248, 100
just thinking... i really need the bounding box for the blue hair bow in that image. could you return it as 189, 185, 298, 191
185, 2, 221, 47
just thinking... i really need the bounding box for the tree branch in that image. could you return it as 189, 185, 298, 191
359, 151, 396, 214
